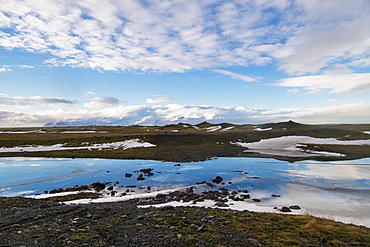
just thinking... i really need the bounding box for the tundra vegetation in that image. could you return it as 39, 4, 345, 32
1, 121, 370, 246
1, 121, 370, 162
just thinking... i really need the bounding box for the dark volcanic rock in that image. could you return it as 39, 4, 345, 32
281, 206, 292, 212
90, 182, 106, 191
137, 174, 145, 181
214, 202, 229, 207
49, 188, 64, 194
240, 194, 250, 199
139, 168, 154, 177
212, 176, 223, 184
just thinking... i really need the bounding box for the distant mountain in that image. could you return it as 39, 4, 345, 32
43, 105, 319, 127
44, 117, 222, 127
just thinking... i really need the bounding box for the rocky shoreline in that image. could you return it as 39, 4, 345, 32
32, 175, 301, 215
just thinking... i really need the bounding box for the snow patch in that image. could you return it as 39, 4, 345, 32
193, 125, 233, 132
26, 191, 94, 199
254, 127, 272, 131
60, 131, 107, 133
64, 186, 193, 205
138, 200, 290, 214
207, 125, 222, 132
0, 139, 156, 153
233, 136, 370, 157
220, 126, 235, 131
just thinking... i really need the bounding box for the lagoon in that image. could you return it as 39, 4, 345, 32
1, 157, 370, 227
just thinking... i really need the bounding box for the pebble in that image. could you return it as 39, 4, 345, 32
197, 225, 206, 232
137, 215, 145, 220
190, 224, 198, 229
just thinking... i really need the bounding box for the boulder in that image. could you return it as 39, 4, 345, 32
240, 194, 250, 199
90, 182, 106, 191
281, 206, 291, 212
212, 176, 223, 184
214, 202, 229, 207
137, 174, 145, 181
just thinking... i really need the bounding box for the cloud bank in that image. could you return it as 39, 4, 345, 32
146, 97, 176, 104
84, 97, 120, 108
212, 70, 256, 82
2, 103, 370, 127
0, 96, 75, 106
277, 73, 370, 94
0, 0, 369, 74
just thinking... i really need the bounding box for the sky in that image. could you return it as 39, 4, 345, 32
1, 0, 370, 127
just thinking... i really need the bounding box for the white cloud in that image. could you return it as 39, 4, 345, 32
0, 65, 33, 72
2, 103, 370, 127
85, 91, 95, 96
0, 96, 76, 106
0, 1, 367, 74
277, 73, 370, 94
17, 65, 34, 69
212, 69, 256, 82
0, 67, 12, 72
323, 64, 354, 75
146, 97, 176, 104
286, 88, 299, 94
84, 97, 120, 108
275, 0, 370, 75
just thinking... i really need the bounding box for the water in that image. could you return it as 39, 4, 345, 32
1, 157, 370, 227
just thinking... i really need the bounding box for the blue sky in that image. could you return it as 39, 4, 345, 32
1, 0, 370, 127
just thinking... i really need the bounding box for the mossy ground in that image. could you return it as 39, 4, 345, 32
0, 196, 369, 246
1, 121, 370, 162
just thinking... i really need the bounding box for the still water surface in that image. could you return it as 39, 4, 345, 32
1, 157, 369, 227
